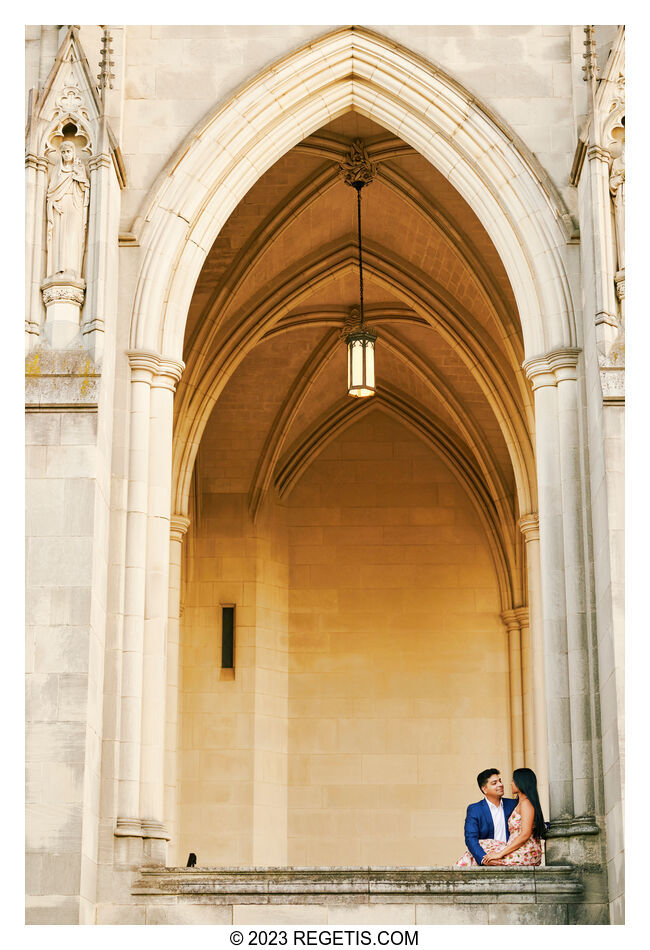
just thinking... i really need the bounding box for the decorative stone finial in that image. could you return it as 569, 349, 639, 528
98, 27, 115, 95
582, 25, 599, 83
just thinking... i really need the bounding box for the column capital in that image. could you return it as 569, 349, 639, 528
127, 348, 162, 380
518, 512, 540, 540
152, 358, 185, 392
587, 143, 612, 165
25, 152, 49, 173
170, 514, 191, 542
513, 606, 530, 627
500, 608, 522, 633
523, 348, 581, 389
126, 349, 185, 389
87, 152, 113, 173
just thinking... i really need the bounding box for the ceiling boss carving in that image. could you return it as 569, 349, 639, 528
338, 138, 378, 187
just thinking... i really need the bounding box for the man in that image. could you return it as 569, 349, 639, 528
463, 768, 517, 867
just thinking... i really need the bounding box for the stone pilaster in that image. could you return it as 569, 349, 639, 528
115, 352, 158, 854
140, 358, 184, 865
166, 515, 191, 864
524, 350, 605, 916
523, 356, 574, 821
500, 608, 525, 771
517, 514, 549, 815
116, 351, 184, 867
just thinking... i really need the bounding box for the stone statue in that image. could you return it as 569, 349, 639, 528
46, 141, 89, 278
609, 149, 625, 272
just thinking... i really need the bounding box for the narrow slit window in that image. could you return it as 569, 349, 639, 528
221, 605, 235, 670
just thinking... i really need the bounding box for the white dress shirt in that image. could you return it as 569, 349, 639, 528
485, 796, 507, 842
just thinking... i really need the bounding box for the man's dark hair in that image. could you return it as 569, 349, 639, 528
477, 768, 500, 791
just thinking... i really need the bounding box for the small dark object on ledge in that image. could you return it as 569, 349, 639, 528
186, 852, 197, 867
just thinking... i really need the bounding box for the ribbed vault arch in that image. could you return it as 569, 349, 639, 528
173, 243, 535, 517
273, 389, 516, 610
248, 324, 515, 537
130, 26, 576, 361
180, 147, 531, 431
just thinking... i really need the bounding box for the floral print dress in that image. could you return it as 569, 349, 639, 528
455, 807, 543, 866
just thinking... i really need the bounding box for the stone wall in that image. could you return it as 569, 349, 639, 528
25, 394, 109, 923
24, 23, 624, 924
178, 411, 510, 867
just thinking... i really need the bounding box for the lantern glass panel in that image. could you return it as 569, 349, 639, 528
347, 337, 375, 398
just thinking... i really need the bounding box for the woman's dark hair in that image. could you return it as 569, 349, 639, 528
513, 767, 546, 838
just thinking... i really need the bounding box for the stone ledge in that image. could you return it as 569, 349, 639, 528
25, 347, 100, 408
132, 865, 583, 904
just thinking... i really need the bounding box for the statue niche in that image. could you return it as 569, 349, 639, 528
46, 140, 89, 279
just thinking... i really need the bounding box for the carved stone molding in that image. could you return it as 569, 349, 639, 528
522, 348, 582, 391
513, 606, 530, 628
41, 275, 85, 307
587, 144, 611, 165
152, 358, 185, 391
170, 515, 191, 543
25, 153, 49, 174
614, 270, 625, 302
546, 816, 600, 838
594, 309, 620, 330
114, 817, 170, 841
127, 349, 185, 390
141, 819, 170, 841
518, 513, 540, 541
126, 351, 160, 385
114, 816, 144, 838
500, 609, 522, 634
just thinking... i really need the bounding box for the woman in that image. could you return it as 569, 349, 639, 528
456, 768, 546, 867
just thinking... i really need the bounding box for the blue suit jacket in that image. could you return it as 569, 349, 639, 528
464, 797, 517, 866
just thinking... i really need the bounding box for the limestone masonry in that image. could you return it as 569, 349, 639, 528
25, 25, 624, 924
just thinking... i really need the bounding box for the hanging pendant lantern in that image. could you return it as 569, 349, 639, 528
340, 140, 378, 399
346, 325, 377, 398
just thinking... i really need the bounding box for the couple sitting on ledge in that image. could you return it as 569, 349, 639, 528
456, 767, 546, 867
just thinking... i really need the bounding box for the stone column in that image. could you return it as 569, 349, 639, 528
501, 609, 525, 770
25, 152, 48, 349
587, 145, 619, 342
83, 144, 115, 361
115, 352, 158, 853
518, 515, 549, 814
166, 515, 190, 864
139, 359, 183, 864
523, 356, 574, 821
551, 350, 595, 820
525, 349, 602, 885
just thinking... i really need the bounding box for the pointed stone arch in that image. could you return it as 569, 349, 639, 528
172, 241, 536, 518
129, 26, 576, 363
272, 389, 515, 611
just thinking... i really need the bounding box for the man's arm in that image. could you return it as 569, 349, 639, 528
464, 807, 487, 866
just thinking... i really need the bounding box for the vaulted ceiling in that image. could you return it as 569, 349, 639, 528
175, 111, 537, 605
